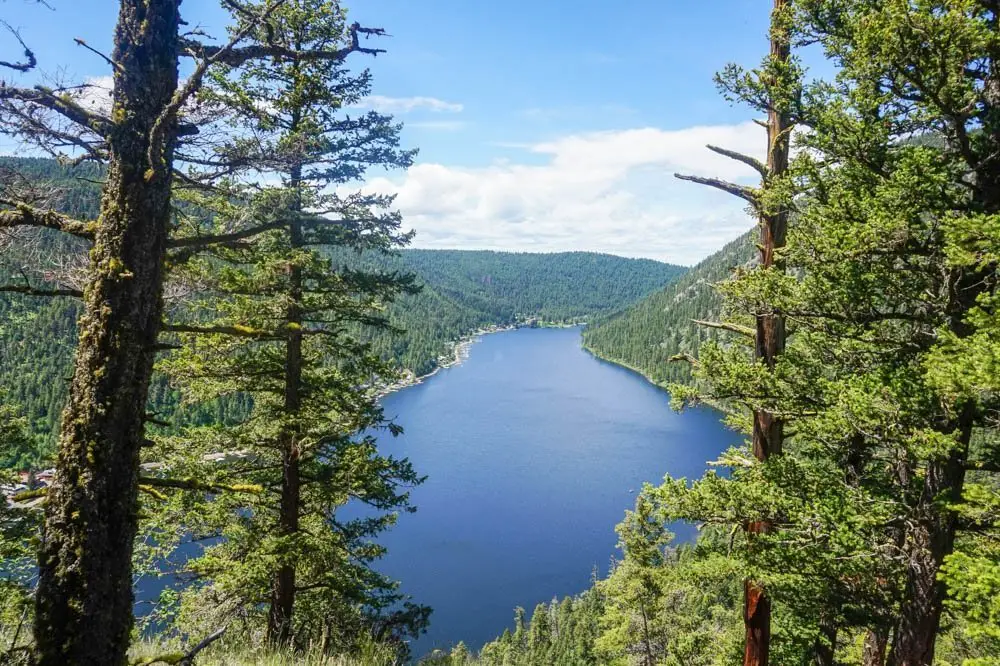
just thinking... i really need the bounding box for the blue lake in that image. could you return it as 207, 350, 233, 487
373, 326, 736, 656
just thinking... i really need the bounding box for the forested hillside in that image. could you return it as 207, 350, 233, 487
378, 250, 684, 375
582, 230, 756, 385
0, 158, 684, 450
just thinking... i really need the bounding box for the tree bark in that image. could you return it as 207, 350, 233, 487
33, 2, 181, 665
862, 628, 888, 666
887, 406, 972, 666
744, 3, 791, 665
267, 159, 304, 646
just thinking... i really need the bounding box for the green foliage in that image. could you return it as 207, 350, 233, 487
583, 231, 755, 387
470, 589, 604, 666
378, 249, 684, 376
137, 0, 427, 655
0, 404, 41, 640
0, 153, 683, 451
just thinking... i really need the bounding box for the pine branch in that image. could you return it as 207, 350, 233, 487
674, 173, 758, 205
162, 323, 279, 339
143, 414, 172, 427
692, 319, 756, 337
180, 21, 387, 68
138, 476, 263, 494
0, 199, 94, 238
149, 2, 287, 176
706, 144, 768, 178
0, 83, 111, 134
0, 284, 82, 298
669, 353, 699, 366
168, 221, 286, 250
168, 216, 356, 255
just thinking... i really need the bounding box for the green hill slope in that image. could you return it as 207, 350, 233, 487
0, 158, 686, 447
378, 250, 685, 375
582, 229, 757, 386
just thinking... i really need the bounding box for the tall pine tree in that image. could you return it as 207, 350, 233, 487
144, 0, 427, 654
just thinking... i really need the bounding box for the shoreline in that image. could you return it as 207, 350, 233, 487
377, 320, 584, 398
579, 343, 670, 391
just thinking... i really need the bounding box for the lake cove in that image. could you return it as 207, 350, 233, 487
373, 326, 737, 656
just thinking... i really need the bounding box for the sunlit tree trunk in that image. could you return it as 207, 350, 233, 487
744, 3, 791, 665
33, 2, 181, 664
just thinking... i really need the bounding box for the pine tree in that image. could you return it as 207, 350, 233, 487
142, 0, 427, 653
0, 2, 397, 662
787, 2, 1000, 662
672, 2, 798, 663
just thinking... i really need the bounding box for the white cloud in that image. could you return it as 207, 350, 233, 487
365, 122, 765, 265
406, 120, 468, 131
356, 95, 463, 114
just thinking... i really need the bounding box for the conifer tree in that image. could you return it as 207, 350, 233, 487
656, 1, 1000, 664
786, 2, 1000, 662
672, 1, 797, 663
143, 0, 427, 653
0, 2, 397, 662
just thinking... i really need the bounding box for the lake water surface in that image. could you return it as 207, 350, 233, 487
374, 326, 736, 656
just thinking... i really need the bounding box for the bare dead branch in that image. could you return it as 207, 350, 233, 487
706, 144, 768, 178
692, 319, 756, 337
0, 84, 111, 134
0, 284, 82, 297
674, 173, 758, 206
148, 0, 288, 175
0, 20, 36, 72
73, 38, 121, 72
180, 21, 386, 68
0, 96, 108, 162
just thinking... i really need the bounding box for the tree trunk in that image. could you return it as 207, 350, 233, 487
267, 161, 304, 646
744, 2, 791, 665
887, 406, 972, 666
812, 616, 837, 666
639, 599, 655, 666
33, 3, 181, 665
267, 432, 301, 645
862, 629, 888, 666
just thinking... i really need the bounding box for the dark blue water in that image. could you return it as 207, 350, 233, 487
374, 326, 736, 656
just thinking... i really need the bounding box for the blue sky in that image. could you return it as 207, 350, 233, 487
1, 1, 799, 265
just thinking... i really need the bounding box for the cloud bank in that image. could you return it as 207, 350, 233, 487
357, 95, 464, 114
369, 122, 764, 265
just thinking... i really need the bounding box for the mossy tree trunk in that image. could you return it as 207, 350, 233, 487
33, 2, 180, 664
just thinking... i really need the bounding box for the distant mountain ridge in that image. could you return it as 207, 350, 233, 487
582, 229, 757, 386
